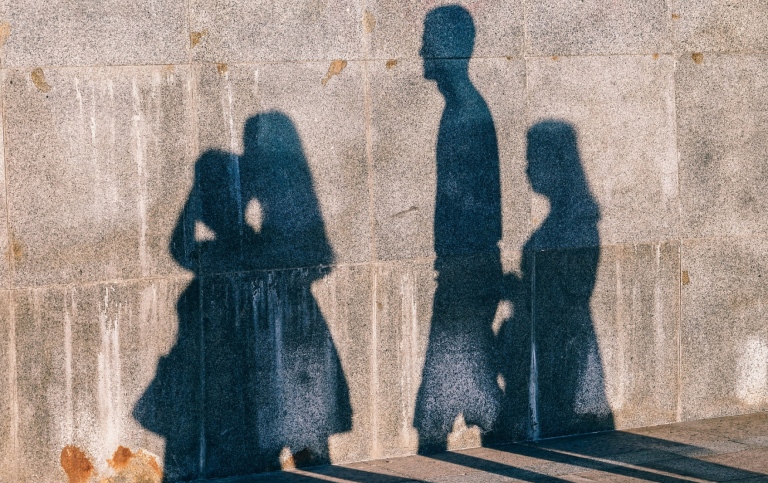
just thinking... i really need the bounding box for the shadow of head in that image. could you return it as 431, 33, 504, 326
193, 150, 241, 241
420, 5, 475, 81
526, 121, 589, 202
243, 110, 304, 159
525, 120, 600, 250
240, 110, 334, 269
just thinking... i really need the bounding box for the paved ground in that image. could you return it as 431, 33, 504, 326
227, 412, 768, 482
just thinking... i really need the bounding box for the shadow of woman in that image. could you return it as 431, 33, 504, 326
133, 111, 351, 481
499, 121, 613, 440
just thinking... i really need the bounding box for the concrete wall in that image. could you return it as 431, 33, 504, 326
0, 1, 767, 481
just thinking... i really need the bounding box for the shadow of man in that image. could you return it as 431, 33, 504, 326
133, 111, 352, 481
412, 5, 505, 454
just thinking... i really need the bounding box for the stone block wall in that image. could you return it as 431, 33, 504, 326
0, 1, 767, 481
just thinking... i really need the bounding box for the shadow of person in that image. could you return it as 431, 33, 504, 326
500, 121, 613, 439
412, 5, 505, 454
133, 111, 351, 481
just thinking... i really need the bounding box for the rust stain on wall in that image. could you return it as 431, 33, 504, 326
652, 53, 659, 60
61, 445, 162, 483
31, 68, 52, 92
60, 446, 94, 483
363, 10, 376, 33
386, 59, 398, 69
321, 60, 347, 86
0, 22, 11, 48
107, 446, 133, 470
281, 448, 314, 469
692, 52, 704, 64
217, 63, 228, 75
682, 271, 690, 285
103, 447, 163, 483
10, 237, 23, 262
147, 456, 162, 477
190, 30, 208, 48
672, 13, 680, 20
551, 55, 559, 61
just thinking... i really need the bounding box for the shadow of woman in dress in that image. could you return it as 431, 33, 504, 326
498, 121, 613, 440
133, 111, 351, 481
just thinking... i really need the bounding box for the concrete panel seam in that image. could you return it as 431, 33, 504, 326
4, 52, 747, 72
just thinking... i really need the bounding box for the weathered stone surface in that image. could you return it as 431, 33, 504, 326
10, 268, 372, 482
189, 0, 363, 63
680, 237, 768, 422
364, 0, 524, 60
192, 61, 369, 267
0, 85, 10, 289
525, 0, 672, 56
1, 0, 187, 67
370, 57, 527, 261
369, 58, 440, 261
12, 266, 374, 482
676, 53, 768, 239
128, 278, 199, 482
0, 291, 14, 483
312, 264, 374, 466
590, 242, 680, 431
671, 0, 768, 53
3, 66, 194, 287
2, 0, 768, 479
526, 55, 679, 249
533, 242, 679, 438
372, 260, 434, 457
14, 279, 183, 483
193, 63, 261, 156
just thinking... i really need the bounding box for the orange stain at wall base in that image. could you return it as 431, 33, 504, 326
107, 446, 133, 471
60, 446, 94, 483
